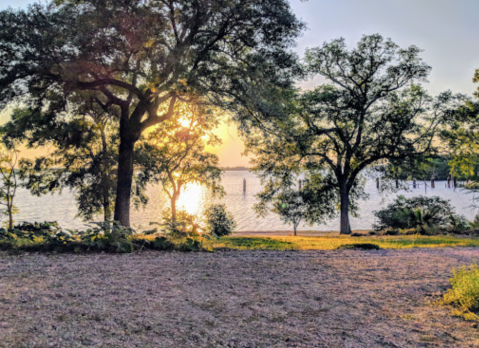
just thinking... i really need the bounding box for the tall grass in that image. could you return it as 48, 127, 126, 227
442, 263, 479, 321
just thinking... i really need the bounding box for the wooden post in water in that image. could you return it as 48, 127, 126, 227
243, 178, 246, 194
431, 175, 435, 189
376, 178, 380, 189
413, 179, 417, 189
395, 178, 399, 189
447, 175, 451, 189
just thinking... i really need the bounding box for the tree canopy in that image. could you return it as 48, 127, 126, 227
0, 0, 303, 226
137, 100, 224, 220
237, 34, 462, 234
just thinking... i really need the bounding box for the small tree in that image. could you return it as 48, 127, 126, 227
138, 101, 224, 221
0, 147, 20, 229
257, 173, 338, 236
271, 191, 307, 236
204, 204, 236, 237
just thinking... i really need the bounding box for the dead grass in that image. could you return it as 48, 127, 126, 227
0, 248, 479, 347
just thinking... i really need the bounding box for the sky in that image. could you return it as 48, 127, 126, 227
1, 0, 479, 166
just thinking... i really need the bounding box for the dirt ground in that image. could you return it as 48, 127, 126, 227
0, 248, 478, 348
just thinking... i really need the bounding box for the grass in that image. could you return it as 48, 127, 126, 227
213, 235, 479, 250
1, 233, 479, 254
442, 263, 479, 321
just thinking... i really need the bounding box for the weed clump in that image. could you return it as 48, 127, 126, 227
442, 263, 479, 322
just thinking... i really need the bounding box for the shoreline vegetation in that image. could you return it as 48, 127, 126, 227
1, 226, 479, 253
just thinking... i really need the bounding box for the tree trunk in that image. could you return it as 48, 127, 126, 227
103, 200, 111, 221
114, 136, 135, 226
100, 126, 112, 222
339, 183, 351, 235
171, 194, 177, 221
8, 205, 13, 230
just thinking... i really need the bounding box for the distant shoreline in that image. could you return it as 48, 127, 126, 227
221, 167, 251, 171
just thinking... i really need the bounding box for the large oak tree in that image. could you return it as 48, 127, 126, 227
238, 35, 462, 234
0, 0, 303, 226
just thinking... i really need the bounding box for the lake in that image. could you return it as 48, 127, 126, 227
11, 171, 478, 232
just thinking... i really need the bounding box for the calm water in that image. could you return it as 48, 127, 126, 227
11, 171, 478, 231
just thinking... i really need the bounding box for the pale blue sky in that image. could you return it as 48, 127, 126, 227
2, 0, 478, 96
291, 0, 479, 95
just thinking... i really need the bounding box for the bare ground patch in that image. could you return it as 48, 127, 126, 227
0, 248, 478, 347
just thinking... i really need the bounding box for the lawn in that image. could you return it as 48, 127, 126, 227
214, 234, 479, 250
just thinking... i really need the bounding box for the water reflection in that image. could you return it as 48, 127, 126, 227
11, 171, 479, 232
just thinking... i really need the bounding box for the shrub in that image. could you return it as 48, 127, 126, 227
442, 263, 479, 321
0, 221, 74, 243
0, 220, 214, 253
373, 195, 466, 233
80, 221, 134, 253
160, 210, 203, 237
13, 221, 60, 232
204, 204, 236, 237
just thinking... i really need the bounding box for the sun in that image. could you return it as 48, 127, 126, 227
179, 117, 190, 128
177, 182, 204, 215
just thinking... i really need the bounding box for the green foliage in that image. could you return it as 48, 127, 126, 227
442, 263, 479, 321
204, 204, 236, 237
237, 34, 460, 234
380, 155, 453, 182
4, 107, 125, 222
374, 196, 465, 233
0, 146, 20, 229
449, 214, 471, 231
268, 175, 338, 235
0, 221, 78, 251
79, 221, 135, 253
0, 0, 303, 225
137, 102, 224, 221
159, 210, 203, 238
0, 219, 214, 253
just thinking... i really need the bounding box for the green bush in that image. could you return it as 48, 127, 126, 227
374, 195, 466, 233
443, 263, 479, 321
204, 204, 236, 237
79, 221, 135, 253
0, 219, 214, 253
160, 210, 203, 237
0, 221, 77, 246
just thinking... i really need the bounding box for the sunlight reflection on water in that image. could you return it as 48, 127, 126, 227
11, 171, 479, 232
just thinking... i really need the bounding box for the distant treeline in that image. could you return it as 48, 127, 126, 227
380, 155, 477, 181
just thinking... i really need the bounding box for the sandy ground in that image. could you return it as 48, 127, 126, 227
0, 248, 478, 348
